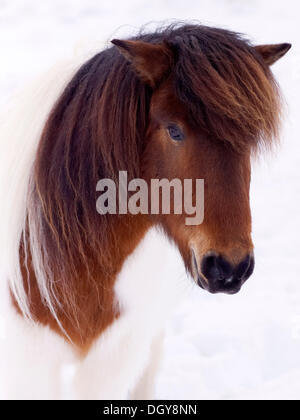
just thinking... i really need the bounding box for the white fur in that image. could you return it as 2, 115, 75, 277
0, 57, 190, 399
0, 282, 74, 400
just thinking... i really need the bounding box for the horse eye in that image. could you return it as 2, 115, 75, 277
167, 124, 185, 141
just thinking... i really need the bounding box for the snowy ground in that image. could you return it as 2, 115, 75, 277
0, 0, 299, 400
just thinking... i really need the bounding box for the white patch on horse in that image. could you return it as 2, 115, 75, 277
73, 228, 188, 399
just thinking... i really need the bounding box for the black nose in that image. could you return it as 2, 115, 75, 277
198, 253, 254, 294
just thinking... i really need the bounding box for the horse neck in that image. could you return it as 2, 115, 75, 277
102, 213, 152, 276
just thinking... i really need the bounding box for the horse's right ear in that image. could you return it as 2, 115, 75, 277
111, 39, 172, 88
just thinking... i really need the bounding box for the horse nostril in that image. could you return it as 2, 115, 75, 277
201, 253, 232, 283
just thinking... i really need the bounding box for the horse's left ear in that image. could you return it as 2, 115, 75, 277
111, 39, 172, 88
255, 43, 291, 66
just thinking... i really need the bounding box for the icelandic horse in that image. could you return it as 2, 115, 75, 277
0, 24, 290, 399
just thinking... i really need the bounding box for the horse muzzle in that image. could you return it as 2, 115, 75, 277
192, 250, 255, 295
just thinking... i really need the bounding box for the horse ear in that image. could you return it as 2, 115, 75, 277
255, 43, 291, 66
111, 39, 172, 88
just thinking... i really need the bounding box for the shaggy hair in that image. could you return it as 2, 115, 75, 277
16, 24, 281, 338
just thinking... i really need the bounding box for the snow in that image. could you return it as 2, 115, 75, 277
0, 0, 300, 400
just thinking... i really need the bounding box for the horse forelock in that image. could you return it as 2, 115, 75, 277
163, 25, 282, 153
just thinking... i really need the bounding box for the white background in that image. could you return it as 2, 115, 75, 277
0, 0, 299, 399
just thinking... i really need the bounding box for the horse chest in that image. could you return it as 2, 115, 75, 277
77, 228, 188, 397
114, 228, 187, 334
